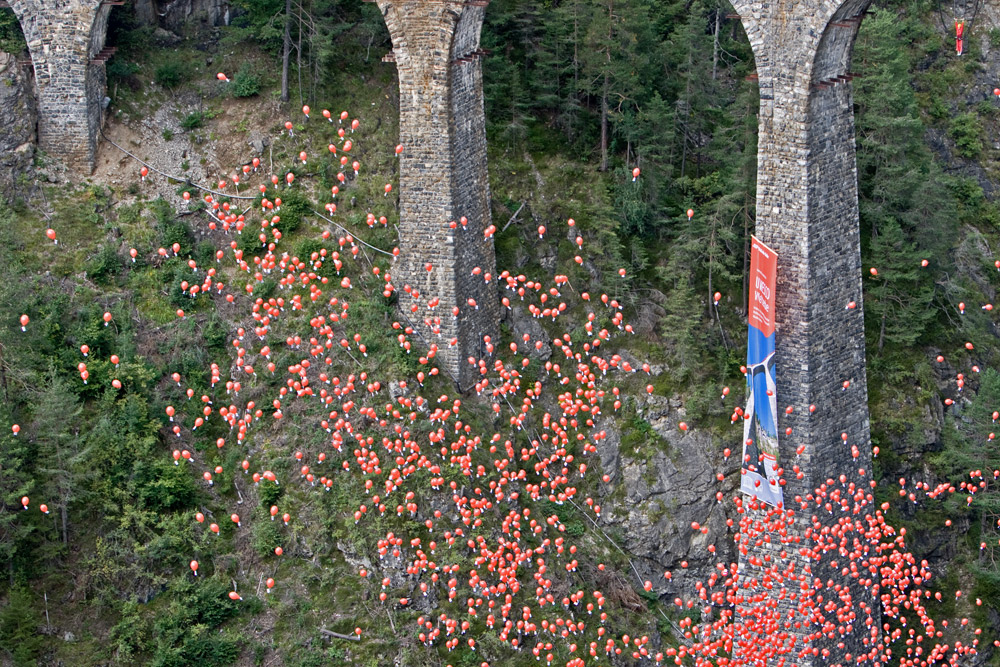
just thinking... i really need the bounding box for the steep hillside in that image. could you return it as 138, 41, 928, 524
1, 2, 1000, 667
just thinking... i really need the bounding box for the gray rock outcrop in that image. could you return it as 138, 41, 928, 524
0, 52, 35, 203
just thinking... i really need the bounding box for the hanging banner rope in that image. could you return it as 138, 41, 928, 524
742, 236, 783, 507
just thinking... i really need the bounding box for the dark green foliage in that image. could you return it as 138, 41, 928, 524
933, 369, 1000, 600
149, 577, 243, 667
258, 480, 284, 507
155, 60, 184, 89
950, 113, 983, 158
107, 59, 141, 92
0, 587, 43, 666
134, 460, 198, 513
251, 514, 282, 556
0, 8, 26, 55
87, 243, 124, 284
231, 62, 262, 98
272, 187, 312, 234
180, 112, 204, 131
153, 199, 192, 251
855, 8, 957, 376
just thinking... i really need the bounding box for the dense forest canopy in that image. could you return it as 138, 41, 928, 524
1, 0, 1000, 665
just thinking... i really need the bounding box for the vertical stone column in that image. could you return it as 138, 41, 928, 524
375, 0, 499, 391
9, 0, 110, 173
730, 0, 876, 663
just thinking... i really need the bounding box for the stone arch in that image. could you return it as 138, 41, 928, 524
7, 0, 113, 172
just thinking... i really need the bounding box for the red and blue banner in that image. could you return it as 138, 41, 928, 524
741, 236, 783, 507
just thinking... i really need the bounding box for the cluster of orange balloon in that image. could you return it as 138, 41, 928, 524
13, 70, 999, 667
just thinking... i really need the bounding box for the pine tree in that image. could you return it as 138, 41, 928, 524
33, 369, 89, 545
854, 8, 954, 366
0, 428, 36, 584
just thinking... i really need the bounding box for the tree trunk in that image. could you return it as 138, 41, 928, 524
712, 7, 720, 81
707, 228, 714, 320
296, 4, 304, 108
599, 0, 612, 172
878, 310, 887, 352
60, 501, 68, 544
600, 74, 609, 172
281, 0, 292, 103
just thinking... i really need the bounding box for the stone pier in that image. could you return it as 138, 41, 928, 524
375, 0, 499, 390
9, 0, 112, 172
730, 0, 877, 663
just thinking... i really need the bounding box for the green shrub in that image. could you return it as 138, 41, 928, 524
180, 111, 207, 131
134, 459, 197, 512
231, 63, 261, 98
87, 243, 123, 284
107, 58, 140, 85
150, 578, 243, 667
258, 479, 284, 507
272, 188, 312, 234
950, 113, 983, 158
251, 516, 282, 556
154, 60, 183, 88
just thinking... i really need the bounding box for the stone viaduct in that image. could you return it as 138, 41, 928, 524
5, 0, 116, 172
377, 0, 877, 662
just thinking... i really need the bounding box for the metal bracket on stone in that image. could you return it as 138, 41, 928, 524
811, 71, 862, 92
451, 48, 489, 65
90, 46, 117, 65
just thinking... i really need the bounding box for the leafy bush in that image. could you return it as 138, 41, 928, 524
87, 243, 123, 284
950, 113, 983, 158
154, 60, 183, 89
180, 111, 207, 131
258, 480, 284, 507
251, 516, 282, 556
107, 58, 141, 91
150, 578, 243, 667
231, 63, 261, 98
271, 188, 312, 234
134, 459, 198, 512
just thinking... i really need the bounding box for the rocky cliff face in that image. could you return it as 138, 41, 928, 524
0, 52, 35, 203
595, 394, 739, 597
134, 0, 231, 31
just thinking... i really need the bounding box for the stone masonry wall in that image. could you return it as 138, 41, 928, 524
9, 0, 109, 173
729, 0, 876, 663
376, 0, 499, 390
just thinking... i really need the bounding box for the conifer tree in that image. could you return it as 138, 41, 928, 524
33, 369, 88, 545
